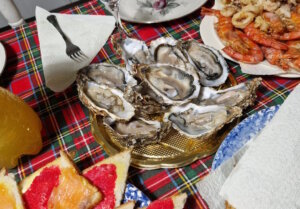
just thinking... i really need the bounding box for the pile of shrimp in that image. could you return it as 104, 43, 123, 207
201, 0, 300, 71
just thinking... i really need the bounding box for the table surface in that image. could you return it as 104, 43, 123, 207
1, 0, 299, 208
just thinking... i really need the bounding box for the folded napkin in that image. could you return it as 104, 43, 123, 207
196, 143, 250, 209
36, 6, 116, 92
220, 84, 300, 209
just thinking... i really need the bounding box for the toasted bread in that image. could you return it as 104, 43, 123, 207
19, 151, 101, 209
0, 169, 24, 209
140, 193, 187, 209
83, 149, 131, 209
116, 201, 136, 209
225, 201, 236, 209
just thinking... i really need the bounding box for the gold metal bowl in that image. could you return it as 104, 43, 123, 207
90, 74, 238, 170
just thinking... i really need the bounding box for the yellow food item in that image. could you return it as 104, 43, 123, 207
0, 87, 42, 169
0, 183, 16, 209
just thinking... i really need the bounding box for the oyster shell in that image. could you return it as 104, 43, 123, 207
150, 37, 188, 67
77, 79, 135, 121
79, 63, 137, 91
103, 117, 171, 147
163, 104, 242, 138
121, 38, 151, 72
199, 78, 262, 109
124, 84, 170, 116
133, 64, 201, 105
179, 40, 229, 87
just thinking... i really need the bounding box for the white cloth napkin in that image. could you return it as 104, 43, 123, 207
36, 6, 116, 92
220, 84, 300, 209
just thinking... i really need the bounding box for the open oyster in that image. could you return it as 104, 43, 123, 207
150, 37, 188, 67
198, 78, 262, 108
133, 64, 201, 105
77, 79, 135, 121
121, 38, 151, 72
163, 104, 242, 138
179, 40, 229, 87
124, 83, 170, 116
103, 117, 171, 147
78, 63, 137, 91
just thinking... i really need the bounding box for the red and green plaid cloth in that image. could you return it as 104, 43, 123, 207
0, 0, 299, 208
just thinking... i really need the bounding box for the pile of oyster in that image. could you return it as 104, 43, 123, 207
77, 37, 261, 147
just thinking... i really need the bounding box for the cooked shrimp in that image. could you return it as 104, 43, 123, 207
262, 12, 285, 34
202, 8, 263, 63
261, 47, 290, 70
223, 31, 264, 63
287, 40, 300, 49
201, 8, 234, 42
272, 31, 300, 40
244, 23, 288, 50
283, 41, 300, 59
291, 58, 300, 70
280, 41, 300, 71
201, 8, 247, 52
272, 11, 300, 40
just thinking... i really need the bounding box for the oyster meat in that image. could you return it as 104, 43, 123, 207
163, 104, 242, 138
78, 63, 137, 91
150, 37, 188, 67
124, 83, 170, 116
77, 80, 135, 121
103, 117, 171, 147
121, 38, 151, 72
199, 78, 262, 108
133, 64, 201, 105
179, 40, 229, 87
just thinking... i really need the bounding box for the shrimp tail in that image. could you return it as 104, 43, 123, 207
201, 7, 221, 17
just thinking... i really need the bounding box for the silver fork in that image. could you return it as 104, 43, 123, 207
47, 15, 88, 62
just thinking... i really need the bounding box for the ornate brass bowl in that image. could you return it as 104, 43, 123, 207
91, 74, 238, 170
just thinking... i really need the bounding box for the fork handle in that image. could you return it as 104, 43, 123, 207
47, 15, 70, 44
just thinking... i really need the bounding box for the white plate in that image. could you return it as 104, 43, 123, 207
0, 42, 6, 75
119, 0, 207, 24
212, 105, 280, 170
199, 0, 300, 78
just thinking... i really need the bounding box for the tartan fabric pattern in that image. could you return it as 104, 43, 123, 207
0, 0, 299, 208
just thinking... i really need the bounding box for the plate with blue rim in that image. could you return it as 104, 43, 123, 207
212, 105, 280, 170
123, 183, 151, 207
0, 42, 6, 75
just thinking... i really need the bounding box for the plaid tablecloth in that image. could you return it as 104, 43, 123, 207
0, 0, 299, 208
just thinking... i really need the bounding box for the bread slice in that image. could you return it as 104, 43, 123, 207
83, 149, 131, 209
116, 201, 136, 209
140, 193, 187, 209
19, 151, 101, 209
0, 169, 25, 209
225, 201, 236, 209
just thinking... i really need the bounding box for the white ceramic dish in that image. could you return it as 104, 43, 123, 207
0, 42, 6, 75
200, 0, 300, 78
118, 0, 207, 24
212, 105, 280, 170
